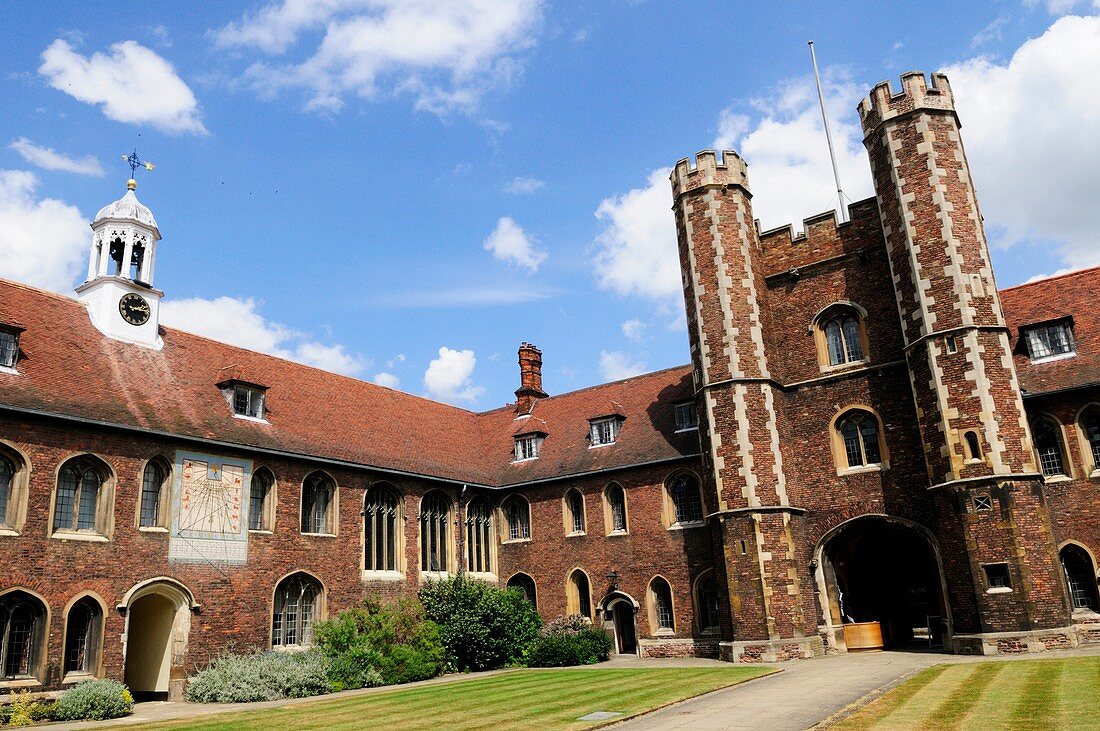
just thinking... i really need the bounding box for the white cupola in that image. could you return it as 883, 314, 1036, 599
75, 178, 164, 349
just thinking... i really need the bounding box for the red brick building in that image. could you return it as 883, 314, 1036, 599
1, 71, 1098, 700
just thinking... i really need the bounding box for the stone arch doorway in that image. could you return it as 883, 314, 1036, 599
120, 578, 195, 702
814, 515, 951, 652
600, 592, 638, 655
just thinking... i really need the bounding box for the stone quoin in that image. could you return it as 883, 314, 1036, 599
2, 70, 1099, 701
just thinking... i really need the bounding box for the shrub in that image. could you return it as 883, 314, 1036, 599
419, 575, 542, 672
53, 679, 132, 721
185, 649, 332, 703
528, 615, 614, 667
314, 597, 445, 689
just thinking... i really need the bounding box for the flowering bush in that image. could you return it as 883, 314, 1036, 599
528, 615, 614, 667
53, 679, 133, 721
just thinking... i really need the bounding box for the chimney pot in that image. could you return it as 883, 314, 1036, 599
515, 342, 548, 414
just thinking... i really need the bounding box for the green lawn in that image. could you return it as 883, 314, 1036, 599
834, 656, 1100, 730
144, 666, 773, 731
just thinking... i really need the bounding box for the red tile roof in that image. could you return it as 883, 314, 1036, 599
0, 278, 699, 487
1000, 266, 1100, 396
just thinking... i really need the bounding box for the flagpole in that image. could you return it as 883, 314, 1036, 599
808, 41, 848, 224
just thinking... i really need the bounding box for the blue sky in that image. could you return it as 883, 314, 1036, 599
1, 1, 1098, 408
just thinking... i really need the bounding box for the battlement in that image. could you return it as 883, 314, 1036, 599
759, 197, 884, 277
671, 150, 750, 198
858, 71, 955, 134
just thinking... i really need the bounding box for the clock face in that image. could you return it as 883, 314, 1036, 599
119, 293, 151, 326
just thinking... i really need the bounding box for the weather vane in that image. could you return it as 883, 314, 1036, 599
121, 149, 155, 178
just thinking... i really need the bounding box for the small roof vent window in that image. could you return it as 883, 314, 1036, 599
1022, 318, 1075, 363
589, 415, 623, 447
218, 379, 268, 421
0, 324, 24, 370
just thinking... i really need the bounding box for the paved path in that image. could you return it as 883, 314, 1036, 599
614, 651, 944, 731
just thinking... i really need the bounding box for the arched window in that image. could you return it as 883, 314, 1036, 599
249, 468, 275, 532
1081, 408, 1100, 473
301, 472, 336, 535
0, 455, 12, 530
667, 473, 703, 525
1033, 418, 1067, 478
649, 577, 675, 632
817, 306, 866, 368
564, 489, 585, 536
506, 573, 537, 607
695, 573, 720, 633
54, 457, 110, 535
466, 498, 494, 574
364, 485, 401, 573
420, 492, 452, 573
605, 483, 628, 534
964, 431, 983, 462
64, 597, 102, 677
0, 591, 46, 681
567, 570, 592, 619
503, 496, 531, 542
1060, 544, 1099, 612
836, 410, 884, 469
272, 573, 323, 648
139, 459, 170, 529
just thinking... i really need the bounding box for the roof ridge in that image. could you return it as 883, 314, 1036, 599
1000, 264, 1100, 293
477, 363, 692, 416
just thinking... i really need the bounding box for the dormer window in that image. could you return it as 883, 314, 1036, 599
590, 416, 622, 447
0, 326, 23, 370
514, 434, 543, 462
219, 380, 267, 420
1024, 320, 1075, 362
674, 402, 698, 431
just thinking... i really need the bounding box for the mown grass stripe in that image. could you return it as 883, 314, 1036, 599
835, 663, 951, 730
921, 662, 1004, 731
1005, 659, 1065, 731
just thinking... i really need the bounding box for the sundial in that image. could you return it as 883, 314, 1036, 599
178, 458, 243, 535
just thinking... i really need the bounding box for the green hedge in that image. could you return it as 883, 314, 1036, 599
185, 650, 335, 703
527, 614, 614, 667
53, 679, 134, 721
314, 597, 445, 689
419, 575, 542, 672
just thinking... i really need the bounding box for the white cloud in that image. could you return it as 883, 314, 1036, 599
943, 15, 1100, 268
214, 0, 543, 115
160, 296, 366, 376
503, 176, 545, 194
599, 350, 647, 381
713, 67, 873, 234
621, 318, 645, 343
10, 138, 104, 176
38, 40, 206, 134
385, 353, 405, 368
1023, 0, 1093, 14
373, 371, 400, 388
0, 170, 88, 292
483, 216, 546, 272
592, 167, 679, 303
971, 16, 1011, 47
423, 346, 483, 404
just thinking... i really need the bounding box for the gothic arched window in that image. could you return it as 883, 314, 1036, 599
301, 472, 336, 535
506, 573, 537, 607
1060, 544, 1100, 612
420, 492, 452, 574
605, 483, 628, 534
364, 485, 401, 573
564, 488, 585, 536
835, 410, 885, 470
667, 473, 703, 525
567, 569, 592, 619
1081, 408, 1100, 473
64, 597, 103, 677
0, 591, 46, 681
816, 305, 867, 368
695, 572, 721, 633
649, 577, 675, 632
466, 498, 494, 574
0, 455, 13, 529
503, 496, 531, 542
54, 457, 111, 536
249, 467, 276, 532
1033, 418, 1067, 478
139, 459, 170, 529
272, 573, 323, 648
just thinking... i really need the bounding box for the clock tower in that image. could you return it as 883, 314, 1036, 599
76, 177, 164, 349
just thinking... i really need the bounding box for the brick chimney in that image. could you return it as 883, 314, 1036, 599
514, 342, 548, 414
